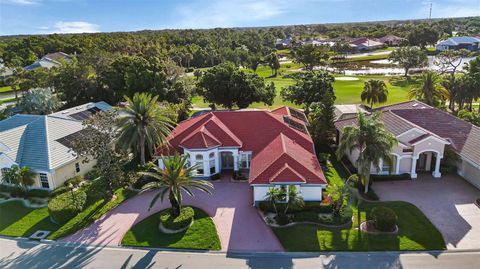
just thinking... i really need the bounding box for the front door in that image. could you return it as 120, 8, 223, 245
221, 152, 234, 170
417, 154, 427, 171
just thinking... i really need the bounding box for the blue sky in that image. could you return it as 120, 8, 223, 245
0, 0, 479, 35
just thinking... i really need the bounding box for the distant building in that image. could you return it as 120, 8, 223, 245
275, 37, 293, 49
334, 104, 369, 121
377, 35, 407, 46
24, 51, 71, 71
436, 36, 480, 52
0, 101, 111, 190
349, 37, 384, 53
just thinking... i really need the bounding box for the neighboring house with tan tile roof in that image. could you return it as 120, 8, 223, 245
335, 100, 480, 189
0, 101, 112, 189
156, 106, 327, 206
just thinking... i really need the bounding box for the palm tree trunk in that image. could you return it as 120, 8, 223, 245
140, 131, 146, 166
169, 192, 181, 217
13, 85, 19, 104
364, 174, 370, 193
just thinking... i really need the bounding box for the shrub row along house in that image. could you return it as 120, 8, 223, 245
0, 102, 111, 189
157, 107, 328, 205
335, 100, 480, 188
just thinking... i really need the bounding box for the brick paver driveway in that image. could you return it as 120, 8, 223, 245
63, 175, 283, 252
374, 174, 480, 250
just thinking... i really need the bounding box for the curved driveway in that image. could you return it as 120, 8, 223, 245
63, 175, 283, 252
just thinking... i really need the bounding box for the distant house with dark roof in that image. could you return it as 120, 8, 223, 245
275, 37, 293, 49
436, 36, 480, 52
349, 37, 384, 53
156, 107, 328, 205
335, 100, 480, 189
0, 101, 111, 189
377, 35, 407, 46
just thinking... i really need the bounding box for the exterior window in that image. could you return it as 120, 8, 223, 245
195, 154, 204, 175
40, 173, 49, 188
75, 163, 80, 173
1, 168, 11, 183
209, 152, 216, 174
239, 153, 252, 169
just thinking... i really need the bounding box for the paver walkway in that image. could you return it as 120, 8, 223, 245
63, 175, 283, 252
374, 174, 480, 250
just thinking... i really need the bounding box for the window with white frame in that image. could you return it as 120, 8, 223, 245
209, 152, 216, 174
195, 154, 204, 175
39, 173, 49, 188
239, 152, 252, 169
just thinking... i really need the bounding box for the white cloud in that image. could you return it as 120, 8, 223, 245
1, 0, 41, 5
39, 21, 100, 34
174, 0, 290, 28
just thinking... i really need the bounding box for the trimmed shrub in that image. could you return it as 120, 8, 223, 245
159, 207, 194, 230
27, 188, 51, 198
0, 184, 24, 197
293, 211, 318, 222
65, 175, 83, 187
84, 169, 100, 181
303, 202, 333, 213
371, 206, 397, 232
48, 190, 87, 224
210, 173, 221, 181
275, 213, 290, 225
50, 185, 69, 197
371, 173, 411, 182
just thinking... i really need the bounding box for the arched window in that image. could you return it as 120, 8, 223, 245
196, 154, 204, 175
209, 152, 216, 174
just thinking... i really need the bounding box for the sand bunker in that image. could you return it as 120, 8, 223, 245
335, 76, 359, 81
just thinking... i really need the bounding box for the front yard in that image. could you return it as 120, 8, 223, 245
121, 207, 221, 250
269, 157, 446, 251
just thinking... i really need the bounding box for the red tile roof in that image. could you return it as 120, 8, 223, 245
158, 109, 327, 185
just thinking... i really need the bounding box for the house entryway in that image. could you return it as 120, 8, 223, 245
221, 152, 234, 170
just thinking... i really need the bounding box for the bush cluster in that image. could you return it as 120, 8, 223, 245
371, 173, 411, 182
293, 206, 352, 226
48, 190, 87, 224
159, 207, 194, 230
27, 188, 51, 198
259, 201, 332, 214
371, 206, 398, 232
84, 169, 100, 181
0, 184, 24, 197
65, 176, 84, 186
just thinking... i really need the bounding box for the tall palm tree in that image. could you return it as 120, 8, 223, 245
361, 79, 388, 108
2, 165, 35, 194
336, 112, 398, 193
140, 154, 213, 217
441, 74, 459, 112
408, 71, 448, 106
117, 93, 174, 165
264, 187, 282, 215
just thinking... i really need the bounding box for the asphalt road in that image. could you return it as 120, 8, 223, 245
0, 237, 479, 269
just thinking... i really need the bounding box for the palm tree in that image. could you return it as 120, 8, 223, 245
140, 154, 213, 217
283, 185, 305, 215
408, 71, 448, 106
264, 187, 282, 215
361, 79, 388, 108
1, 165, 35, 194
336, 112, 398, 193
441, 74, 459, 112
117, 93, 174, 165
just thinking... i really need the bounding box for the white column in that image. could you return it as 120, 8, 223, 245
395, 157, 401, 175
410, 156, 418, 179
233, 153, 239, 171
425, 152, 432, 171
432, 154, 442, 178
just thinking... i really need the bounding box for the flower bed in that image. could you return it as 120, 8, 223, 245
360, 220, 398, 234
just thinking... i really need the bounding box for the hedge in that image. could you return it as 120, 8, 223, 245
292, 206, 352, 226
371, 206, 397, 232
65, 176, 83, 187
48, 190, 87, 224
259, 201, 332, 214
159, 207, 194, 230
0, 184, 23, 196
371, 173, 411, 182
84, 169, 100, 181
27, 188, 51, 198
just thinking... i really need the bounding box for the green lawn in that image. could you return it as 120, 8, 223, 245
0, 86, 13, 93
121, 207, 221, 250
47, 187, 137, 240
272, 200, 445, 251
0, 200, 60, 237
0, 97, 15, 105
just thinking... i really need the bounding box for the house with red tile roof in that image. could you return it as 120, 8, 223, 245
156, 107, 328, 205
334, 100, 480, 189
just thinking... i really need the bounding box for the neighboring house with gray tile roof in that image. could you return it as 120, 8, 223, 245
334, 100, 480, 189
436, 36, 480, 52
0, 101, 112, 189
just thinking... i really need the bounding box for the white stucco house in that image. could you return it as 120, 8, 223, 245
156, 107, 328, 206
334, 101, 480, 189
0, 101, 112, 189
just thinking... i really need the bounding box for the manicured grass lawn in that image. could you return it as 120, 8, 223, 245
121, 207, 221, 250
0, 200, 60, 237
272, 200, 446, 251
47, 187, 137, 240
0, 86, 13, 93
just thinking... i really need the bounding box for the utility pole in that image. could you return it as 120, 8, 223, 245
429, 1, 433, 20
